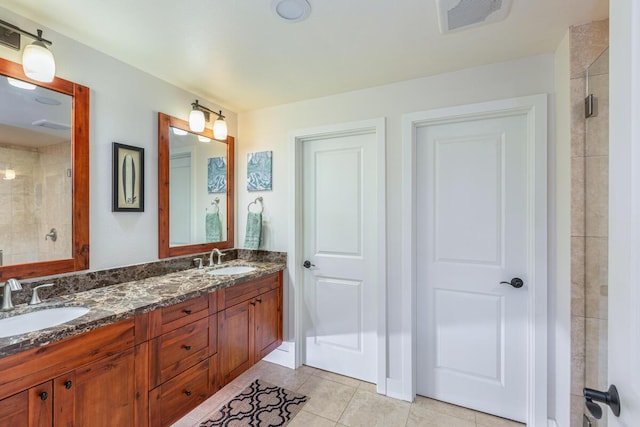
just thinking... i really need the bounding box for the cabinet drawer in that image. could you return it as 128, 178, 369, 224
224, 273, 278, 308
150, 317, 210, 388
161, 294, 209, 326
149, 359, 209, 427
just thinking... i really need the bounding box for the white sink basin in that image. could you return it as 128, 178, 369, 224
0, 307, 90, 338
208, 266, 256, 276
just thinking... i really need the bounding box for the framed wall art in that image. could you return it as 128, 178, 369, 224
112, 142, 144, 212
247, 150, 272, 191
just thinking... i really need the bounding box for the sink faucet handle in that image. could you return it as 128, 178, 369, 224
6, 278, 22, 291
29, 283, 54, 305
192, 258, 203, 269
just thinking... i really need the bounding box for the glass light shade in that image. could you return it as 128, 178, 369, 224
7, 77, 36, 90
3, 169, 16, 180
22, 41, 56, 83
189, 109, 206, 132
213, 118, 228, 140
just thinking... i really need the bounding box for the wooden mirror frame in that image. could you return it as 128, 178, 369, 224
0, 57, 90, 281
158, 112, 235, 258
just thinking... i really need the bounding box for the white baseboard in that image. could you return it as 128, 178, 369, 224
385, 378, 413, 402
262, 341, 296, 368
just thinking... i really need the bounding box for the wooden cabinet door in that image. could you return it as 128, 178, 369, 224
0, 382, 52, 427
54, 347, 137, 427
254, 288, 282, 360
219, 300, 254, 385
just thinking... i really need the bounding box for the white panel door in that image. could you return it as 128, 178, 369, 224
169, 153, 191, 246
302, 132, 378, 383
416, 114, 529, 421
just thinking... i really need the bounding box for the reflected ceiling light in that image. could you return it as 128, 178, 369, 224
271, 0, 311, 22
198, 136, 211, 143
7, 77, 36, 90
3, 169, 16, 180
189, 100, 228, 140
0, 20, 56, 83
172, 127, 188, 136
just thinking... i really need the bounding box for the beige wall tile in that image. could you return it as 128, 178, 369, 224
585, 318, 608, 391
585, 237, 608, 320
571, 316, 585, 359
571, 355, 585, 396
571, 394, 587, 427
571, 77, 586, 158
571, 236, 585, 317
585, 156, 608, 237
571, 156, 585, 237
570, 20, 610, 79
585, 74, 609, 157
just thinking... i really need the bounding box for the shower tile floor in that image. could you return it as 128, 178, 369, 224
172, 360, 525, 427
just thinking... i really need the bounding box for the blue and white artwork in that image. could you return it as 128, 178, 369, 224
247, 151, 273, 191
207, 157, 227, 193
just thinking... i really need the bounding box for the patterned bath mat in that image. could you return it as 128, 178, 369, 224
200, 379, 308, 427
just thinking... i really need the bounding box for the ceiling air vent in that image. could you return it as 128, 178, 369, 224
436, 0, 512, 34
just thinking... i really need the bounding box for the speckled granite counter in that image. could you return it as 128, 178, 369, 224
0, 259, 285, 358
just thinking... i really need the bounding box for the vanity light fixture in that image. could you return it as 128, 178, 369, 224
189, 100, 228, 140
3, 169, 16, 180
7, 77, 36, 90
0, 19, 56, 83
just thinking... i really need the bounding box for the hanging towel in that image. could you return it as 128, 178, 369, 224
206, 211, 222, 242
244, 211, 262, 249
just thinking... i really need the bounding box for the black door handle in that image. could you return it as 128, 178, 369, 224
303, 260, 315, 269
500, 278, 524, 288
584, 385, 621, 419
64, 380, 72, 389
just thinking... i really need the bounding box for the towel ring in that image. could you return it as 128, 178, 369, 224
248, 197, 263, 213
207, 198, 220, 214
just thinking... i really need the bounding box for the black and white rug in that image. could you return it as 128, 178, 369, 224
200, 379, 308, 427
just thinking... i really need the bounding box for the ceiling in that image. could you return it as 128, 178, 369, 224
0, 0, 608, 112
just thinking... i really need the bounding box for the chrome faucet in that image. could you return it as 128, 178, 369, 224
209, 248, 224, 266
2, 278, 22, 311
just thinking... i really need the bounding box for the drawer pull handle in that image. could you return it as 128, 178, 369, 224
184, 390, 192, 396
256, 299, 262, 304
183, 309, 192, 315
64, 380, 72, 389
184, 345, 192, 351
250, 301, 256, 306
39, 391, 48, 401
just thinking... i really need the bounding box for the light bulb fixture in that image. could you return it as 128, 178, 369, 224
0, 20, 56, 83
189, 100, 228, 140
3, 169, 16, 180
7, 77, 36, 90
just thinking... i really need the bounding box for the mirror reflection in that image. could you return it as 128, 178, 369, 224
169, 128, 228, 246
0, 75, 72, 267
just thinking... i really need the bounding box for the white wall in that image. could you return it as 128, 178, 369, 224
0, 7, 238, 270
238, 54, 556, 387
553, 30, 572, 427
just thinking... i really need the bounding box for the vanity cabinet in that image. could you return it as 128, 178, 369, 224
0, 268, 283, 427
0, 317, 144, 427
218, 272, 282, 385
148, 293, 219, 426
0, 382, 52, 427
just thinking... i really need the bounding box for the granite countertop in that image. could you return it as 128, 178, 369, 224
0, 259, 285, 358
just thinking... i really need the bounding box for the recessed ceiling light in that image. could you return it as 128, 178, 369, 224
35, 96, 61, 105
271, 0, 311, 22
7, 77, 36, 90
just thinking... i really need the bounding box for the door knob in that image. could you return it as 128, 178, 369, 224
584, 385, 621, 418
500, 277, 524, 288
303, 260, 315, 269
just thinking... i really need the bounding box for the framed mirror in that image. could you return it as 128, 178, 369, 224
0, 57, 89, 281
158, 112, 234, 258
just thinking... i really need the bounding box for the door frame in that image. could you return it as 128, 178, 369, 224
400, 95, 548, 425
288, 118, 387, 393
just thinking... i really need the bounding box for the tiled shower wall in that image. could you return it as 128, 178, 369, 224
569, 19, 609, 427
0, 142, 71, 265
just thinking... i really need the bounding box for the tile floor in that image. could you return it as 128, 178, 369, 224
171, 361, 525, 427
